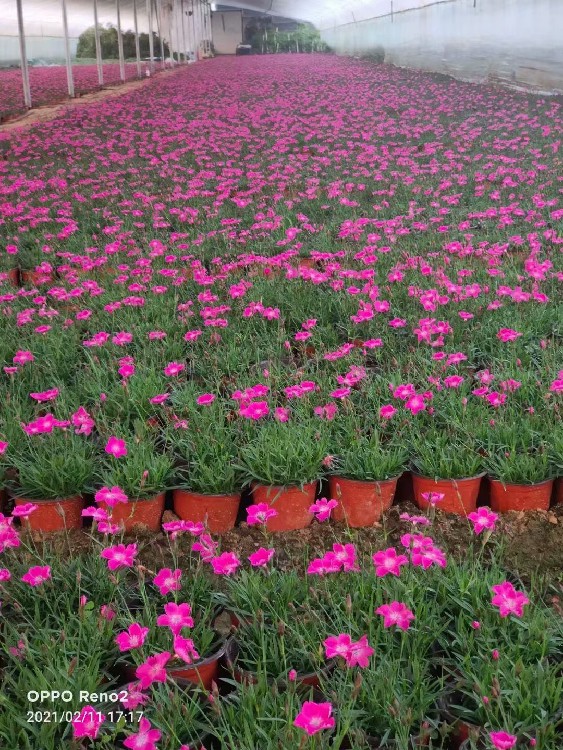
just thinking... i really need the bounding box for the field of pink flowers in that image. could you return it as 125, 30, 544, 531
0, 55, 562, 749
0, 63, 142, 121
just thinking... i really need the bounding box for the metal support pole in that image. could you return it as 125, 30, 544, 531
16, 0, 32, 109
93, 0, 104, 86
133, 0, 142, 79
147, 0, 155, 73
181, 0, 188, 62
156, 0, 167, 68
116, 0, 126, 82
61, 0, 74, 98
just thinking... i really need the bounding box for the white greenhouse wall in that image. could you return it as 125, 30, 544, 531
212, 11, 243, 55
320, 0, 563, 95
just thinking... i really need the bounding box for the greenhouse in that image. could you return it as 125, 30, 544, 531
0, 1, 562, 749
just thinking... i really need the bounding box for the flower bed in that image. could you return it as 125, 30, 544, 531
1, 513, 562, 749
0, 51, 562, 748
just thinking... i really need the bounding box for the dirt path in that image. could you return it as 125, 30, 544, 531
0, 65, 189, 133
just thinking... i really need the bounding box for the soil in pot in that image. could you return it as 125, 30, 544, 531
329, 475, 399, 527
489, 478, 553, 513
15, 496, 83, 531
101, 493, 165, 532
412, 473, 485, 516
251, 482, 317, 532
173, 489, 241, 534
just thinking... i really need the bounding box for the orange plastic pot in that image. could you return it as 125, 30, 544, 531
328, 475, 399, 527
173, 489, 240, 534
20, 270, 52, 287
412, 473, 485, 516
15, 496, 83, 531
167, 643, 226, 690
101, 493, 165, 532
489, 478, 553, 513
251, 482, 317, 532
2, 268, 19, 287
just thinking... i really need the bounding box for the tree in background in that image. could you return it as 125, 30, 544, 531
76, 24, 170, 60
244, 21, 331, 54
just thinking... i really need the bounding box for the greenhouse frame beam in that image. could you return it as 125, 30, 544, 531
147, 0, 155, 72
133, 0, 142, 79
93, 0, 104, 86
61, 0, 75, 98
16, 0, 32, 109
116, 0, 126, 82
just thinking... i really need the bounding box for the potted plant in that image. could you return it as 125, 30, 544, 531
96, 432, 174, 532
8, 430, 95, 531
410, 429, 484, 516
481, 420, 553, 512
484, 449, 553, 512
329, 425, 407, 527
117, 569, 225, 690
0, 246, 19, 287
223, 569, 333, 686
239, 420, 327, 532
170, 407, 243, 535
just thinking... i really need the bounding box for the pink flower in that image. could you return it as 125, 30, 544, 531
135, 653, 171, 690
0, 441, 8, 455
211, 551, 241, 576
0, 568, 11, 582
239, 400, 269, 419
274, 406, 290, 422
21, 565, 51, 586
157, 602, 194, 634
486, 391, 507, 408
192, 533, 219, 561
379, 404, 397, 419
405, 394, 427, 415
197, 393, 215, 406
376, 601, 415, 631
467, 507, 498, 535
248, 547, 275, 567
12, 503, 38, 518
491, 581, 529, 618
331, 543, 359, 572
124, 717, 162, 750
489, 731, 517, 750
119, 683, 149, 711
421, 491, 445, 506
309, 497, 338, 522
411, 544, 447, 569
443, 375, 464, 388
100, 604, 116, 621
100, 543, 137, 571
173, 635, 200, 664
71, 705, 105, 739
294, 701, 335, 736
324, 633, 353, 660
115, 623, 150, 652
29, 387, 59, 402
149, 393, 169, 404
497, 328, 522, 343
164, 361, 185, 377
13, 350, 34, 365
104, 436, 127, 458
330, 387, 351, 399
153, 568, 182, 596
372, 548, 409, 577
246, 503, 278, 526
288, 669, 297, 682
347, 635, 375, 667
95, 486, 128, 507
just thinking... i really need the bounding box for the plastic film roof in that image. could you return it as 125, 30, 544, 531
0, 0, 441, 35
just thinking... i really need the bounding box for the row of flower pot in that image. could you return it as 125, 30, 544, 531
6, 472, 562, 535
